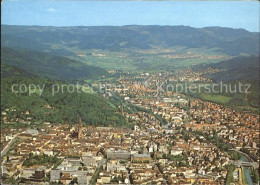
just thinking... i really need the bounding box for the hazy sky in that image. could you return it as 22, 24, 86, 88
2, 0, 259, 32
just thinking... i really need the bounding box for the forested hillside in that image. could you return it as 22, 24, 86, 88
206, 55, 259, 82
2, 25, 259, 56
1, 64, 126, 127
192, 56, 260, 113
1, 47, 108, 81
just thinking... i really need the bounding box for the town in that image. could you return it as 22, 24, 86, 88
1, 70, 259, 185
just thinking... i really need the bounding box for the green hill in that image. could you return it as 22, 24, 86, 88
205, 55, 259, 82
1, 64, 37, 78
1, 64, 126, 127
192, 56, 259, 113
1, 47, 108, 81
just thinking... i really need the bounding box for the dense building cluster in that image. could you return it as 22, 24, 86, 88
1, 72, 259, 185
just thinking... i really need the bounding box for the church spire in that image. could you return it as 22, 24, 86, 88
78, 116, 82, 139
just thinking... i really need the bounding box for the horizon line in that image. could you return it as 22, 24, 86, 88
2, 24, 259, 32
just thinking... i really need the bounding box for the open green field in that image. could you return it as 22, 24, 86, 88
197, 93, 259, 114
68, 48, 230, 73
200, 93, 232, 104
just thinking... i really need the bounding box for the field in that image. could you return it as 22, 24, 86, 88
200, 93, 232, 104
68, 48, 229, 73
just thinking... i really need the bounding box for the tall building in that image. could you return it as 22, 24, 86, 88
78, 116, 82, 139
121, 103, 124, 115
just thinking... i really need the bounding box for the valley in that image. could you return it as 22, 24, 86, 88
1, 25, 259, 185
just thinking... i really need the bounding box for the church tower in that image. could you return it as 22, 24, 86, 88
78, 116, 82, 139
121, 103, 124, 115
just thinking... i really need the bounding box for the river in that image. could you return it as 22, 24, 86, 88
241, 156, 253, 185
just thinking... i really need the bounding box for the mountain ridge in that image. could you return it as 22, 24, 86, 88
1, 47, 108, 81
2, 25, 259, 56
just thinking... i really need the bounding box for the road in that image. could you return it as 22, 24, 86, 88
89, 159, 106, 184
1, 133, 19, 157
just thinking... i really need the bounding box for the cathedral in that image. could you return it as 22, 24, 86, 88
70, 116, 83, 139
78, 116, 83, 139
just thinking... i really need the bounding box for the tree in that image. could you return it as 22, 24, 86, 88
111, 176, 119, 183
252, 169, 259, 183
83, 166, 88, 171
29, 152, 33, 159
70, 177, 78, 184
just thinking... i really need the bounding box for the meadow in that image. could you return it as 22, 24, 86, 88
69, 47, 229, 73
200, 93, 232, 104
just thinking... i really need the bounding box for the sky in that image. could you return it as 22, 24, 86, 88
2, 0, 260, 32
